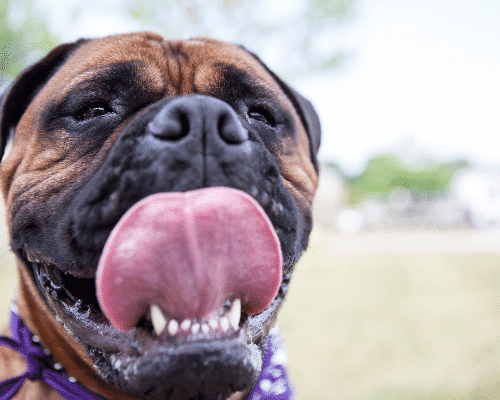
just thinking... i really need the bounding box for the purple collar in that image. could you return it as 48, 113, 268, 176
0, 306, 293, 400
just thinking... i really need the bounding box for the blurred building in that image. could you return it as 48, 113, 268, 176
315, 167, 500, 233
312, 168, 346, 229
451, 168, 500, 228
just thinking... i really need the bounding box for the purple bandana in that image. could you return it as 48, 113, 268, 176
247, 325, 294, 399
0, 306, 293, 400
0, 305, 106, 400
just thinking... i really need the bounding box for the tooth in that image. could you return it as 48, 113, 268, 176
228, 299, 241, 330
220, 317, 229, 332
168, 319, 179, 336
209, 319, 218, 330
26, 253, 41, 263
150, 304, 167, 336
192, 323, 200, 334
180, 319, 191, 331
201, 323, 209, 334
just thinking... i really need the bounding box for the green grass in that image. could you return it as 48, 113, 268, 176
2, 221, 500, 399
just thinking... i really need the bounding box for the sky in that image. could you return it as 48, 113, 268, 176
32, 0, 500, 175
296, 0, 500, 173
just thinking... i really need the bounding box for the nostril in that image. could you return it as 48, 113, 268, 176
218, 111, 248, 145
177, 111, 190, 138
148, 108, 191, 141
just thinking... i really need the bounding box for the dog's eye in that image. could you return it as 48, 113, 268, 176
247, 106, 275, 127
74, 101, 113, 121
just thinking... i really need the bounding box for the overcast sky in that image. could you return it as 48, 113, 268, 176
35, 0, 500, 174
296, 0, 500, 173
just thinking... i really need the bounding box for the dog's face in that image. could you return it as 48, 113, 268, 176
0, 32, 320, 399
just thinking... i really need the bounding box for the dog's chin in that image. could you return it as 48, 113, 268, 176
24, 257, 289, 400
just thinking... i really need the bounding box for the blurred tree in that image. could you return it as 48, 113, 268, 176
1, 0, 353, 84
0, 0, 56, 87
126, 0, 354, 78
340, 155, 470, 205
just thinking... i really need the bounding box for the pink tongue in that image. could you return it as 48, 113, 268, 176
96, 187, 282, 331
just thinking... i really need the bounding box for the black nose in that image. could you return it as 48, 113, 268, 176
147, 95, 248, 144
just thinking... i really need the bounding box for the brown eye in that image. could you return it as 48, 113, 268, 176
247, 106, 275, 127
74, 101, 112, 121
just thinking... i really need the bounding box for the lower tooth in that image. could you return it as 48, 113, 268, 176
150, 304, 167, 336
220, 317, 230, 332
228, 299, 241, 330
209, 319, 218, 330
180, 319, 191, 331
168, 319, 179, 336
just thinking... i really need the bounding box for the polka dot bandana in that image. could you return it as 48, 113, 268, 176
247, 325, 294, 399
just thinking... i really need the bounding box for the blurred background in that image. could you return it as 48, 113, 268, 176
1, 0, 500, 398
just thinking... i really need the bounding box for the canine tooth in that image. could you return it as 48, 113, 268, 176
201, 323, 210, 334
192, 323, 200, 334
220, 317, 230, 332
150, 304, 167, 336
229, 299, 241, 331
180, 319, 191, 331
209, 319, 218, 330
168, 319, 179, 336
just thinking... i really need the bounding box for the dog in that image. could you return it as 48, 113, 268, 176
0, 32, 320, 400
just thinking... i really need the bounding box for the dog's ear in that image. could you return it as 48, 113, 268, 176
286, 86, 321, 162
241, 47, 321, 170
273, 81, 322, 171
0, 40, 87, 161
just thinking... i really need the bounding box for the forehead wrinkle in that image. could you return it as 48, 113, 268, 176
68, 34, 167, 69
56, 63, 166, 101
42, 37, 169, 100
181, 39, 289, 97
